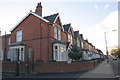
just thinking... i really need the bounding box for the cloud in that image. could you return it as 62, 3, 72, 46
83, 11, 118, 54
102, 11, 118, 30
105, 4, 110, 8
103, 4, 110, 11
94, 5, 99, 11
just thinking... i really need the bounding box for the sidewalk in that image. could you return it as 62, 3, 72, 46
79, 60, 116, 78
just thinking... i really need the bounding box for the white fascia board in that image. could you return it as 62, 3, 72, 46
68, 26, 74, 36
10, 12, 31, 32
31, 12, 49, 23
53, 14, 64, 31
10, 12, 50, 32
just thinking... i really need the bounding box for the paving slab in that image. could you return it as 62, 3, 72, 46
79, 60, 116, 78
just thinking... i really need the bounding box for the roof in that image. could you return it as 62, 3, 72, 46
74, 31, 79, 37
63, 24, 71, 32
10, 12, 62, 32
44, 13, 59, 23
63, 23, 75, 37
80, 34, 84, 40
10, 12, 50, 32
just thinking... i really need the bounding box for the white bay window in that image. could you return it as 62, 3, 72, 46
53, 44, 67, 61
8, 46, 25, 61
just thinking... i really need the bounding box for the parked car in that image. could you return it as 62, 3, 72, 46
113, 57, 117, 60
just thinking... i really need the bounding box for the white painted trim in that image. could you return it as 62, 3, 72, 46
31, 12, 49, 23
53, 14, 64, 31
9, 45, 25, 49
68, 26, 74, 37
9, 46, 25, 61
10, 12, 50, 32
53, 43, 67, 61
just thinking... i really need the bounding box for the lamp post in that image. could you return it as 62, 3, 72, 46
104, 30, 117, 63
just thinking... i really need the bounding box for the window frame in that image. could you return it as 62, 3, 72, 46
16, 30, 22, 42
54, 27, 57, 39
58, 28, 61, 40
53, 44, 67, 61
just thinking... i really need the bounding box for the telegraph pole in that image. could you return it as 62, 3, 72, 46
4, 31, 6, 60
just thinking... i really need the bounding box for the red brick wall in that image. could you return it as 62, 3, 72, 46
2, 60, 101, 73
10, 14, 53, 62
34, 61, 95, 73
10, 13, 77, 63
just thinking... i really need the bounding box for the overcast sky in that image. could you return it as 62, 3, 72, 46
0, 0, 118, 54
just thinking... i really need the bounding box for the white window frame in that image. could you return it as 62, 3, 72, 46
53, 43, 67, 61
54, 27, 57, 39
68, 34, 72, 44
70, 35, 73, 44
8, 46, 25, 61
16, 30, 22, 42
68, 34, 71, 42
58, 28, 61, 40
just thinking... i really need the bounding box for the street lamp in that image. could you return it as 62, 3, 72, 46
104, 30, 117, 63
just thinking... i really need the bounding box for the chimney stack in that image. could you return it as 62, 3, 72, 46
35, 2, 42, 16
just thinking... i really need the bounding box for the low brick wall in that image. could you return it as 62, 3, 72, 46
2, 59, 102, 74
2, 61, 16, 73
34, 61, 95, 73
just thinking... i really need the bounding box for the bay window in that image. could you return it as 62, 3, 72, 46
8, 46, 25, 61
53, 44, 67, 61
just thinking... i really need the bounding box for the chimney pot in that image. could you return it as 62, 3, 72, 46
35, 2, 42, 16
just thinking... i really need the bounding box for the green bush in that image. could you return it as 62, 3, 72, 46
68, 44, 83, 61
36, 60, 44, 63
49, 60, 57, 62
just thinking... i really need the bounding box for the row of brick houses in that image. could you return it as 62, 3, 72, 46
0, 2, 104, 63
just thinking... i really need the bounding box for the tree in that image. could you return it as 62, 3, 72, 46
110, 48, 120, 58
115, 50, 120, 58
68, 44, 83, 61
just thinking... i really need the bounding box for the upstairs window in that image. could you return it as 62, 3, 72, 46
16, 30, 22, 42
54, 27, 57, 39
68, 34, 72, 44
68, 34, 71, 42
58, 28, 61, 40
54, 27, 61, 40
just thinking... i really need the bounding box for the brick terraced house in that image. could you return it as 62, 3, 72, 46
2, 2, 103, 62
